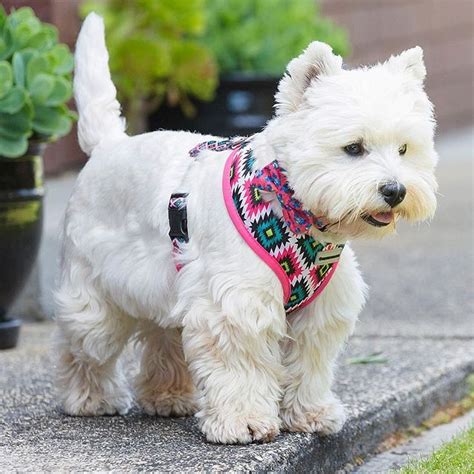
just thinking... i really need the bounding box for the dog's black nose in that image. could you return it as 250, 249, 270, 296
379, 181, 406, 207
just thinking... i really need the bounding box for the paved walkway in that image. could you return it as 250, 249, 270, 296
1, 324, 472, 472
2, 127, 473, 471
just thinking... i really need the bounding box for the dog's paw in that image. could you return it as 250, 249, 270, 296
281, 399, 346, 435
64, 390, 133, 416
138, 391, 197, 417
199, 412, 281, 444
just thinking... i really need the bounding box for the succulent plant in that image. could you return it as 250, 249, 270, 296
0, 6, 76, 158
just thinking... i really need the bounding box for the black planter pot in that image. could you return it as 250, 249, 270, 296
0, 144, 44, 349
149, 74, 280, 137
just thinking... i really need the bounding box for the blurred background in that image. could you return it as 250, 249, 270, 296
0, 0, 472, 336
2, 0, 473, 173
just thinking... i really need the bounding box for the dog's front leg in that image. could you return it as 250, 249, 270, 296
182, 291, 286, 444
280, 315, 354, 435
280, 247, 366, 435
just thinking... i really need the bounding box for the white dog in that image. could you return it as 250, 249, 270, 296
55, 13, 438, 444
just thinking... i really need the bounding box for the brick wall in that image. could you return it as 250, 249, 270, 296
321, 0, 474, 133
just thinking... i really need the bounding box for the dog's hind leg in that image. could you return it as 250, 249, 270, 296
54, 261, 136, 416
135, 323, 196, 417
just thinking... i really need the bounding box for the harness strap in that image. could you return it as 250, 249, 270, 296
168, 193, 189, 271
169, 138, 247, 271
189, 137, 248, 158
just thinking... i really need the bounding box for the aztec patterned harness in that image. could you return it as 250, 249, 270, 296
169, 138, 345, 315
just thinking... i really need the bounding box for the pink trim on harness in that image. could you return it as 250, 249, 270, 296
223, 149, 292, 302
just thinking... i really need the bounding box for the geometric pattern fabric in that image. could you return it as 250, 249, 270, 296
227, 142, 344, 313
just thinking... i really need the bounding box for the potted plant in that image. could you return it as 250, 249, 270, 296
81, 1, 348, 136
150, 0, 350, 136
80, 0, 218, 134
0, 6, 76, 349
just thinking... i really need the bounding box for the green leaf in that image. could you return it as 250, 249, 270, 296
0, 86, 26, 113
41, 24, 58, 45
0, 102, 32, 138
29, 73, 55, 104
0, 5, 6, 30
0, 60, 13, 98
24, 29, 54, 51
32, 104, 72, 137
47, 44, 73, 74
12, 51, 25, 87
45, 76, 72, 106
0, 133, 28, 158
24, 24, 58, 51
26, 54, 49, 86
0, 25, 14, 60
19, 48, 37, 70
6, 7, 36, 29
346, 352, 389, 365
12, 17, 42, 48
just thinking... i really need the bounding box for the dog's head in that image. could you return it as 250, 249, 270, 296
266, 42, 438, 241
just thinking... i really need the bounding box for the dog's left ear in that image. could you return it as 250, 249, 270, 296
275, 41, 343, 116
387, 46, 426, 83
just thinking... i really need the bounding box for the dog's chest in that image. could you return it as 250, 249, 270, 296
170, 138, 345, 315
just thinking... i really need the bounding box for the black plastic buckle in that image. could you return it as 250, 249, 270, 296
168, 193, 189, 242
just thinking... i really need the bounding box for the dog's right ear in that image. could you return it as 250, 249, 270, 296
275, 41, 343, 116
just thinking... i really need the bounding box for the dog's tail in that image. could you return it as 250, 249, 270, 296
74, 13, 126, 156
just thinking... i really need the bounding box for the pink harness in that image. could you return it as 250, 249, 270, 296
170, 138, 344, 314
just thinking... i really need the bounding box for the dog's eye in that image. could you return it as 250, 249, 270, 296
399, 144, 407, 155
343, 143, 364, 157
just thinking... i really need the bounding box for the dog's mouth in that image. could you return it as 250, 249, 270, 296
361, 211, 394, 227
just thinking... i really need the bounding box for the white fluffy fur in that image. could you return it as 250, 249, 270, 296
55, 13, 438, 444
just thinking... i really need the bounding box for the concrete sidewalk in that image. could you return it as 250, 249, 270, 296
1, 324, 472, 472
2, 127, 473, 471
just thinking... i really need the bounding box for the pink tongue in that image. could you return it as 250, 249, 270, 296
371, 211, 393, 223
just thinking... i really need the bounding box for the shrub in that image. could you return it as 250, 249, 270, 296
80, 0, 218, 133
202, 0, 350, 75
79, 0, 349, 132
0, 6, 76, 158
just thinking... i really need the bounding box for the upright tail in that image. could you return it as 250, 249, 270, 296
74, 13, 126, 156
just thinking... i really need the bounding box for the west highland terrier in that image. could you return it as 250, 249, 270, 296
55, 13, 438, 444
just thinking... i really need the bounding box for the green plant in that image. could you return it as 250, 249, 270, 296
80, 0, 218, 134
0, 6, 76, 158
202, 0, 350, 75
